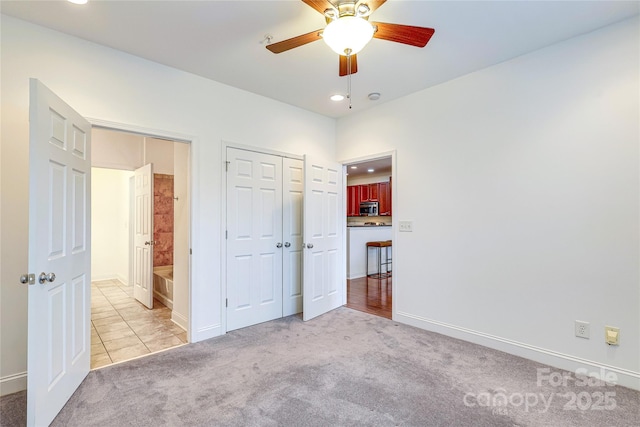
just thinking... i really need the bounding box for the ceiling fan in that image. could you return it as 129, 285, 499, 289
266, 0, 435, 77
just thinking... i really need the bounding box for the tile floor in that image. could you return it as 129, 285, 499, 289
91, 280, 187, 369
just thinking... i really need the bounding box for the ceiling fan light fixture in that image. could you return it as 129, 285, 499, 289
330, 94, 345, 101
322, 16, 374, 56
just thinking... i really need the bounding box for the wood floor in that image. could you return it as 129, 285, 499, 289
346, 276, 392, 319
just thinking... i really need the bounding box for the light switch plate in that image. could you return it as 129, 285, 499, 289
399, 221, 413, 232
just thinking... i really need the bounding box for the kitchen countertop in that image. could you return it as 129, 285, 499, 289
348, 224, 391, 227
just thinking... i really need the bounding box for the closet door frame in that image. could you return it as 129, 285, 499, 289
222, 143, 304, 333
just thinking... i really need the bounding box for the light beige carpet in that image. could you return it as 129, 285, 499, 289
2, 307, 639, 426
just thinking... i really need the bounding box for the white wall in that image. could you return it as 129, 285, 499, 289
91, 168, 133, 283
337, 17, 640, 389
145, 137, 174, 175
0, 15, 335, 394
92, 128, 144, 170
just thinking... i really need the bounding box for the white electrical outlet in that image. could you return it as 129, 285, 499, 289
605, 326, 620, 345
575, 320, 590, 339
399, 221, 413, 232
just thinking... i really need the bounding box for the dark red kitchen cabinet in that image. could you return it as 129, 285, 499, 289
368, 183, 379, 201
359, 184, 369, 202
347, 185, 360, 216
359, 183, 379, 202
378, 181, 391, 215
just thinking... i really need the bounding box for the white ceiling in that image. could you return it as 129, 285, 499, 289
2, 1, 638, 118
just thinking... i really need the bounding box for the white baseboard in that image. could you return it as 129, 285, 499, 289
91, 274, 128, 285
171, 310, 188, 332
395, 311, 640, 391
115, 274, 130, 287
91, 273, 116, 282
0, 371, 27, 396
153, 291, 173, 310
191, 323, 222, 344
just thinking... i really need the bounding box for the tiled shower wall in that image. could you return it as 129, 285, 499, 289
154, 174, 174, 267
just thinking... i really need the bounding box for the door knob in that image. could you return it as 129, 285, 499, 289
306, 243, 314, 249
276, 242, 283, 248
38, 272, 56, 284
284, 242, 291, 248
20, 273, 35, 285
145, 240, 157, 246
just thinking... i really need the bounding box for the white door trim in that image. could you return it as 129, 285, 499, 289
338, 150, 397, 319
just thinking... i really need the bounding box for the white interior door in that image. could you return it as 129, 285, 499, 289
133, 163, 154, 309
27, 79, 91, 426
302, 155, 345, 321
226, 148, 283, 331
282, 158, 304, 316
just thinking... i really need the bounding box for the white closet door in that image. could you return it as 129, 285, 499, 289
302, 156, 345, 321
282, 158, 304, 316
226, 148, 283, 331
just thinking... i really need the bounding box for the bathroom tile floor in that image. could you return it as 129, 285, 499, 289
91, 279, 187, 369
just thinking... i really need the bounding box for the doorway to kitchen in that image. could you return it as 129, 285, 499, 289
344, 154, 394, 319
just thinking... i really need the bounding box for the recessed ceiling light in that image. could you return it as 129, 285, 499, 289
350, 166, 358, 169
368, 168, 374, 173
68, 0, 88, 4
330, 94, 345, 102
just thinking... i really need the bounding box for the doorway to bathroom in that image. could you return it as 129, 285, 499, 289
90, 127, 191, 368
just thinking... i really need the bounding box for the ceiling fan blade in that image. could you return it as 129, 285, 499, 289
357, 0, 387, 15
339, 54, 358, 76
266, 29, 323, 54
371, 22, 435, 47
302, 0, 336, 15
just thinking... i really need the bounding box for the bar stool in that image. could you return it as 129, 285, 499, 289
366, 240, 392, 279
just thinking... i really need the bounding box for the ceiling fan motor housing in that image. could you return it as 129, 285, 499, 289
324, 1, 371, 23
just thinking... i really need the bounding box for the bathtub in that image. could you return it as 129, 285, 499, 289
153, 265, 173, 309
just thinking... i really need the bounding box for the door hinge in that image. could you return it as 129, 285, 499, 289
225, 230, 228, 239
226, 298, 228, 308
190, 248, 192, 255
225, 161, 230, 172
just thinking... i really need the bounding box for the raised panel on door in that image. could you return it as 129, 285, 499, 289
368, 183, 379, 201
227, 148, 283, 331
283, 158, 304, 316
27, 79, 91, 426
347, 185, 360, 217
379, 181, 391, 215
359, 184, 369, 202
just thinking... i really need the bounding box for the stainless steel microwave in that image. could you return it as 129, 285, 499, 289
359, 201, 379, 216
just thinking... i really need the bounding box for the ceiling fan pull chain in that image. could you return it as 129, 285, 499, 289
346, 48, 352, 109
